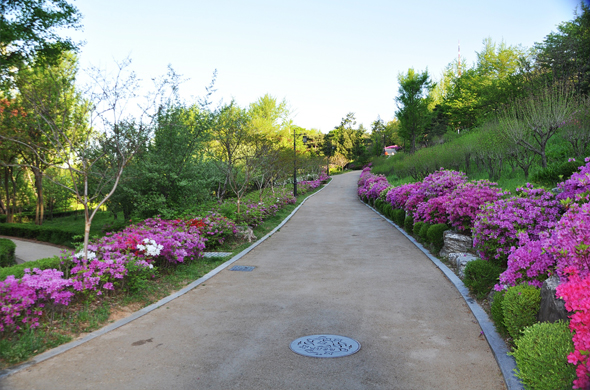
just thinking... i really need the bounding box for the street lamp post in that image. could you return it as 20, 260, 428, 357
293, 129, 307, 197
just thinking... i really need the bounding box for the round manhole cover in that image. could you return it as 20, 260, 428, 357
290, 335, 361, 358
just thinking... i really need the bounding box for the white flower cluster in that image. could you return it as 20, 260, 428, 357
137, 238, 163, 257
75, 250, 97, 260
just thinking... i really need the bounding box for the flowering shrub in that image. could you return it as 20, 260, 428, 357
495, 233, 555, 290
447, 180, 504, 231
385, 182, 421, 209
187, 214, 238, 249
556, 267, 590, 389
473, 184, 561, 263
0, 268, 73, 332
414, 195, 451, 224
557, 157, 590, 204
358, 175, 390, 201
358, 166, 373, 188
546, 202, 590, 280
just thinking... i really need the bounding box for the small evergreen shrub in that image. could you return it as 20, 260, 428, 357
413, 221, 425, 237
490, 290, 508, 337
392, 209, 405, 226
419, 223, 431, 242
463, 259, 503, 299
374, 198, 384, 212
503, 284, 541, 340
427, 223, 448, 252
511, 321, 576, 390
404, 215, 414, 234
383, 203, 393, 220
0, 238, 17, 267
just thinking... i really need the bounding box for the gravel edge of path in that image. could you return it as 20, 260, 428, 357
361, 200, 522, 390
0, 180, 333, 380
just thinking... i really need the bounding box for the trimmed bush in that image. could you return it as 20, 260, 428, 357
419, 223, 431, 242
490, 290, 509, 337
511, 321, 576, 390
0, 238, 17, 267
427, 223, 448, 253
0, 255, 65, 281
0, 223, 76, 247
463, 259, 503, 299
413, 221, 425, 237
383, 203, 394, 220
404, 215, 414, 234
503, 284, 541, 340
392, 209, 405, 226
374, 199, 384, 213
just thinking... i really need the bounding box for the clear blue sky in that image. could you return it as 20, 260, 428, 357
68, 0, 583, 132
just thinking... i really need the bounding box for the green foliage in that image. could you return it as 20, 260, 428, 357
382, 203, 394, 219
0, 0, 82, 86
396, 68, 434, 154
511, 321, 576, 390
0, 256, 64, 281
0, 238, 17, 267
427, 223, 449, 252
503, 284, 541, 340
530, 159, 584, 187
0, 223, 76, 247
463, 260, 503, 299
413, 221, 425, 237
490, 290, 509, 337
419, 223, 431, 242
404, 215, 414, 234
0, 327, 72, 366
392, 209, 406, 226
124, 260, 158, 294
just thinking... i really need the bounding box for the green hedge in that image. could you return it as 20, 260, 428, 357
404, 215, 414, 234
427, 224, 448, 253
419, 223, 431, 242
413, 221, 425, 237
392, 209, 405, 226
463, 259, 503, 299
490, 290, 509, 337
0, 238, 17, 267
511, 321, 576, 390
503, 284, 541, 340
0, 210, 81, 224
0, 255, 67, 281
0, 223, 77, 247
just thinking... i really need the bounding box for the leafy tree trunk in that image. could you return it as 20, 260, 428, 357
32, 166, 44, 225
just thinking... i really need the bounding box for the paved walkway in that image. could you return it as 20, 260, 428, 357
0, 236, 66, 264
1, 172, 506, 390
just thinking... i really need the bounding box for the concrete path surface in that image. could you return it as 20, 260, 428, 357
1, 172, 507, 390
0, 236, 66, 264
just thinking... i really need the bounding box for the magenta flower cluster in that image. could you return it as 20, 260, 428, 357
557, 266, 590, 389
0, 268, 73, 332
557, 157, 590, 204
414, 195, 452, 224
473, 184, 561, 263
385, 182, 422, 209
446, 180, 504, 231
406, 169, 467, 213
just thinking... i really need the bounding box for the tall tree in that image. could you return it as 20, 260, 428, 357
0, 0, 82, 87
395, 68, 433, 154
535, 3, 590, 95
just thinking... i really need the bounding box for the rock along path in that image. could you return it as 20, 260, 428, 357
1, 172, 506, 390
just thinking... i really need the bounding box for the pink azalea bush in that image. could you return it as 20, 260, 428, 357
557, 267, 590, 389
557, 157, 590, 204
495, 232, 555, 290
447, 180, 504, 232
546, 202, 590, 280
385, 182, 421, 209
0, 269, 74, 332
473, 184, 561, 263
414, 194, 451, 224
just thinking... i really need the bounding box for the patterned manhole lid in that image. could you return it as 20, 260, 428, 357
229, 265, 255, 272
290, 335, 361, 358
203, 252, 232, 258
